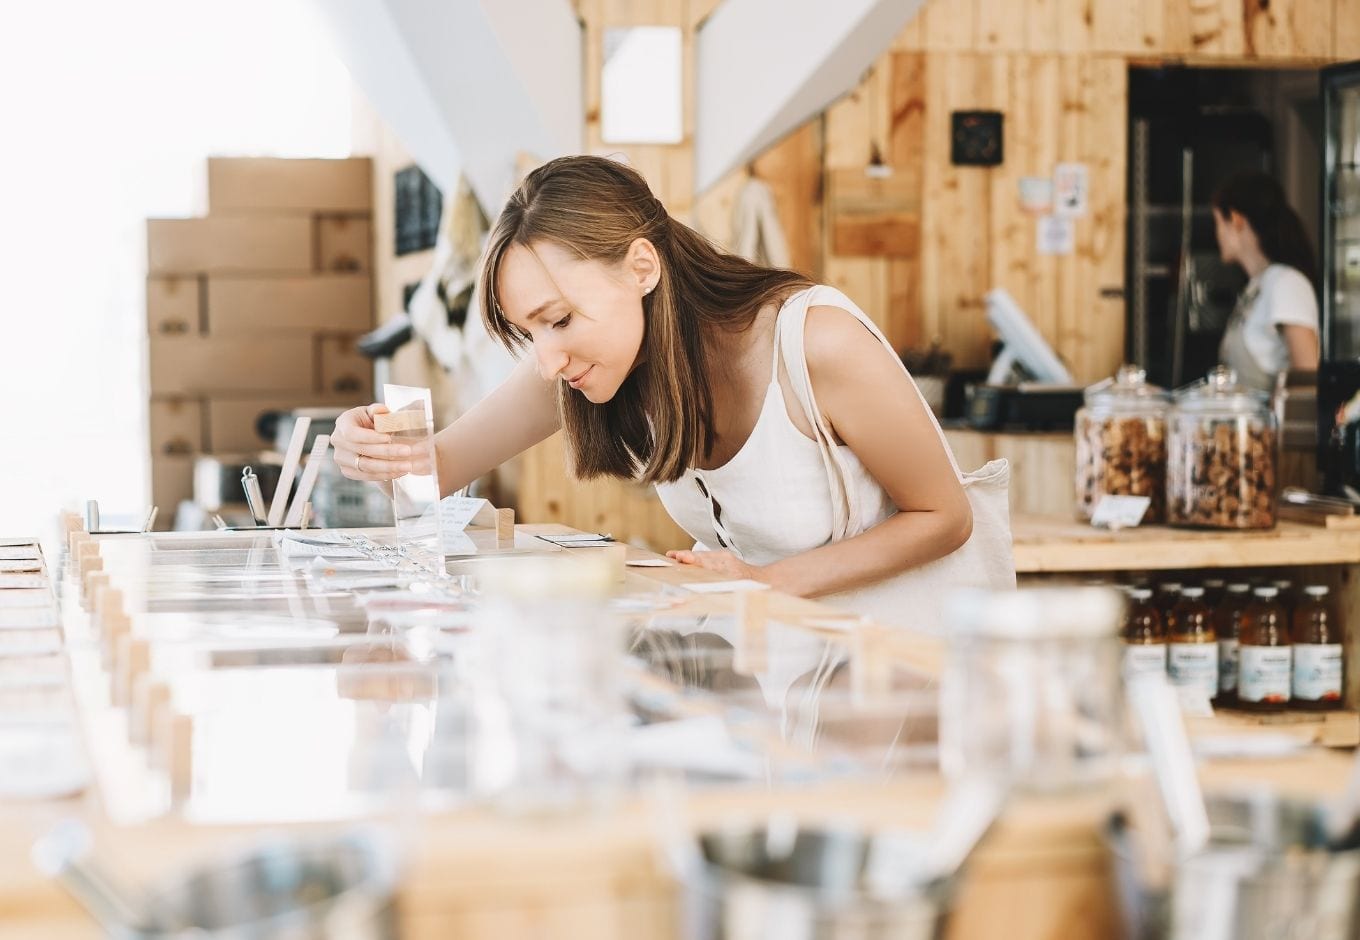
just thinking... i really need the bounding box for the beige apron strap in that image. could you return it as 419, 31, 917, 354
776, 288, 857, 540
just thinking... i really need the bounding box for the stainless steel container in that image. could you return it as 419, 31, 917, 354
692, 824, 955, 940
121, 830, 398, 939
1111, 792, 1360, 940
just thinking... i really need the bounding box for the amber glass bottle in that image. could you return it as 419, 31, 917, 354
1167, 586, 1217, 700
1271, 578, 1297, 616
1156, 582, 1184, 631
1201, 578, 1226, 607
1121, 587, 1167, 678
1213, 582, 1251, 706
1292, 585, 1343, 710
1238, 585, 1292, 712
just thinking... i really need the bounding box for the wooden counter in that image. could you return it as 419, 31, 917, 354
3, 520, 1356, 940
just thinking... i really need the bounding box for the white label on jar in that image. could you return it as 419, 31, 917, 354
1292, 644, 1343, 703
1168, 643, 1218, 697
1218, 639, 1239, 693
1091, 496, 1151, 530
1238, 646, 1292, 704
1123, 644, 1168, 677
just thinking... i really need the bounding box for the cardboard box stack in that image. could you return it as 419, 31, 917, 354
146, 157, 376, 524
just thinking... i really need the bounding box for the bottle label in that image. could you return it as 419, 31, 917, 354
1238, 646, 1293, 704
1217, 639, 1239, 693
1123, 644, 1168, 678
1168, 643, 1218, 698
1292, 643, 1343, 703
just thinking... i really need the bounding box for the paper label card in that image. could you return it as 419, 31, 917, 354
438, 496, 489, 533
1090, 495, 1151, 530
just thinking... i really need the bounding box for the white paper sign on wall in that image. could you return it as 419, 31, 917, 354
1036, 215, 1075, 255
1053, 162, 1089, 218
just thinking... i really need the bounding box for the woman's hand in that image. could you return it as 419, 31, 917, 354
665, 549, 766, 583
330, 403, 431, 482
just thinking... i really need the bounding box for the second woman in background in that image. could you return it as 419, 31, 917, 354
1212, 171, 1320, 391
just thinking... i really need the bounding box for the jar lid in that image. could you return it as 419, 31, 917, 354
1083, 364, 1171, 413
1180, 587, 1205, 598
947, 587, 1123, 640
1304, 585, 1329, 597
1226, 583, 1251, 593
1172, 366, 1270, 415
1128, 587, 1153, 601
1253, 585, 1280, 598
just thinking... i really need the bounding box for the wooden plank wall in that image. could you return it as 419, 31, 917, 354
372, 0, 1360, 550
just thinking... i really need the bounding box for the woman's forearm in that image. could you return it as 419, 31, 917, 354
761, 504, 973, 598
431, 358, 562, 497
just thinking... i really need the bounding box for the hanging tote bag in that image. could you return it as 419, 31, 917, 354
776, 286, 1016, 634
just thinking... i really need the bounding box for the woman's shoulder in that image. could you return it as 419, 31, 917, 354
1260, 263, 1315, 298
802, 300, 891, 381
1258, 264, 1318, 325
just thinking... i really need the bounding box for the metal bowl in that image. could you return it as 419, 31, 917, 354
692, 823, 955, 940
1110, 791, 1360, 940
120, 830, 398, 939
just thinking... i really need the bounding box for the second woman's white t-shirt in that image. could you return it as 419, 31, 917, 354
1237, 263, 1318, 377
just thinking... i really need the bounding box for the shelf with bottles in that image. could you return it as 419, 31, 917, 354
1041, 566, 1359, 746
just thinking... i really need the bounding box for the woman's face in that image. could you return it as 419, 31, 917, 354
497, 239, 654, 403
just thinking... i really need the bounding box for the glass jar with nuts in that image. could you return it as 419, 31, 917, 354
1074, 365, 1170, 523
1166, 366, 1278, 529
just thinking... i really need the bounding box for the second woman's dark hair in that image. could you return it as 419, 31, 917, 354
1211, 171, 1316, 286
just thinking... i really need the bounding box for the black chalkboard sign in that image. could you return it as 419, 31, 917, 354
395, 165, 442, 256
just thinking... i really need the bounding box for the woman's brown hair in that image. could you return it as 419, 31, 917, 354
478, 155, 810, 484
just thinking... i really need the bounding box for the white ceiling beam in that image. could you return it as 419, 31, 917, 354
309, 0, 582, 213
694, 0, 925, 194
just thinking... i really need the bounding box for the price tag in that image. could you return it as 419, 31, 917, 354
1090, 495, 1151, 530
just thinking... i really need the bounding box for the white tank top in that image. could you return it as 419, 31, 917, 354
654, 286, 904, 619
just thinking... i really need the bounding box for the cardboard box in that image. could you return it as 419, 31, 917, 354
315, 214, 372, 273
150, 456, 195, 529
148, 335, 316, 396
146, 276, 203, 336
207, 157, 373, 213
205, 274, 373, 334
205, 395, 357, 453
147, 217, 313, 275
316, 334, 373, 398
149, 397, 205, 456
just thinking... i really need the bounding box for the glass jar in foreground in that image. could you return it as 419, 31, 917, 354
1074, 365, 1170, 523
1166, 366, 1277, 529
941, 587, 1124, 793
468, 554, 625, 812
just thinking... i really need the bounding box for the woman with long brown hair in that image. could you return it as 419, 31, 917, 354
331, 155, 1011, 629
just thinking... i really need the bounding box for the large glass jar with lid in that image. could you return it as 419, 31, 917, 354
1074, 364, 1170, 522
1166, 366, 1277, 529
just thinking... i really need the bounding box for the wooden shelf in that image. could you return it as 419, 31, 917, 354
1012, 514, 1360, 572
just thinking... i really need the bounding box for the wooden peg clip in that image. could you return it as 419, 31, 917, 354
732, 588, 770, 676
373, 409, 428, 435
131, 679, 170, 747
113, 636, 150, 708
